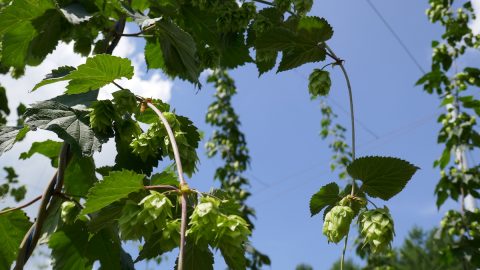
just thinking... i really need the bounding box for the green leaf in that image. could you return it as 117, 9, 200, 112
87, 203, 124, 233
220, 242, 246, 270
32, 66, 76, 92
277, 47, 326, 72
65, 55, 134, 94
297, 16, 333, 43
0, 0, 61, 69
81, 170, 145, 215
51, 90, 99, 108
293, 0, 313, 15
0, 126, 23, 155
0, 86, 10, 115
32, 55, 134, 94
256, 50, 277, 75
49, 221, 92, 270
19, 139, 62, 167
64, 155, 97, 198
59, 3, 93, 24
137, 219, 180, 260
175, 242, 214, 270
1, 23, 36, 68
309, 182, 341, 217
217, 32, 253, 69
0, 0, 54, 36
255, 27, 297, 51
24, 101, 108, 156
157, 20, 201, 84
0, 210, 32, 269
308, 69, 331, 98
347, 156, 419, 200
88, 227, 135, 269
28, 9, 65, 62
145, 39, 165, 69
150, 166, 179, 186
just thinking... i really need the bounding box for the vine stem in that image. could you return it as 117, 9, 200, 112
145, 102, 188, 270
341, 231, 350, 270
0, 195, 42, 216
324, 45, 356, 270
325, 45, 356, 193
14, 144, 71, 270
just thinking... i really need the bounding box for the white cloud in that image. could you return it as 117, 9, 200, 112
471, 0, 480, 34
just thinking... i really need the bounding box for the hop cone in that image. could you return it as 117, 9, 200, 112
359, 207, 395, 253
323, 205, 354, 243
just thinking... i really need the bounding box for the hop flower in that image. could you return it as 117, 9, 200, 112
359, 207, 395, 253
60, 201, 79, 224
323, 205, 354, 243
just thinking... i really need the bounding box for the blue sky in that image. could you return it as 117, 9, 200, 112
169, 0, 477, 268
1, 0, 479, 269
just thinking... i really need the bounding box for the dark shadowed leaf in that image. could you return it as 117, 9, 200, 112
24, 101, 108, 156
310, 182, 341, 217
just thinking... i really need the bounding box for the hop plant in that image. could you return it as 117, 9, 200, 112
359, 207, 395, 253
323, 205, 354, 243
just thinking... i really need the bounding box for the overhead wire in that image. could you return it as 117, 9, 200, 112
363, 0, 426, 74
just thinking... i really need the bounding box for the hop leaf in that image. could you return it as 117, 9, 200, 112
359, 207, 395, 253
323, 205, 354, 243
293, 0, 313, 15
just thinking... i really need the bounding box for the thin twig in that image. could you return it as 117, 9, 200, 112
0, 195, 42, 216
366, 198, 378, 209
320, 62, 337, 71
113, 81, 125, 90
145, 102, 188, 270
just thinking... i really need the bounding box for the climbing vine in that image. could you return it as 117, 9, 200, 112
0, 0, 421, 269
416, 0, 480, 268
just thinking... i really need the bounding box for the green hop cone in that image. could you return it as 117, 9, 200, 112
359, 207, 395, 253
323, 205, 354, 243
60, 201, 79, 224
